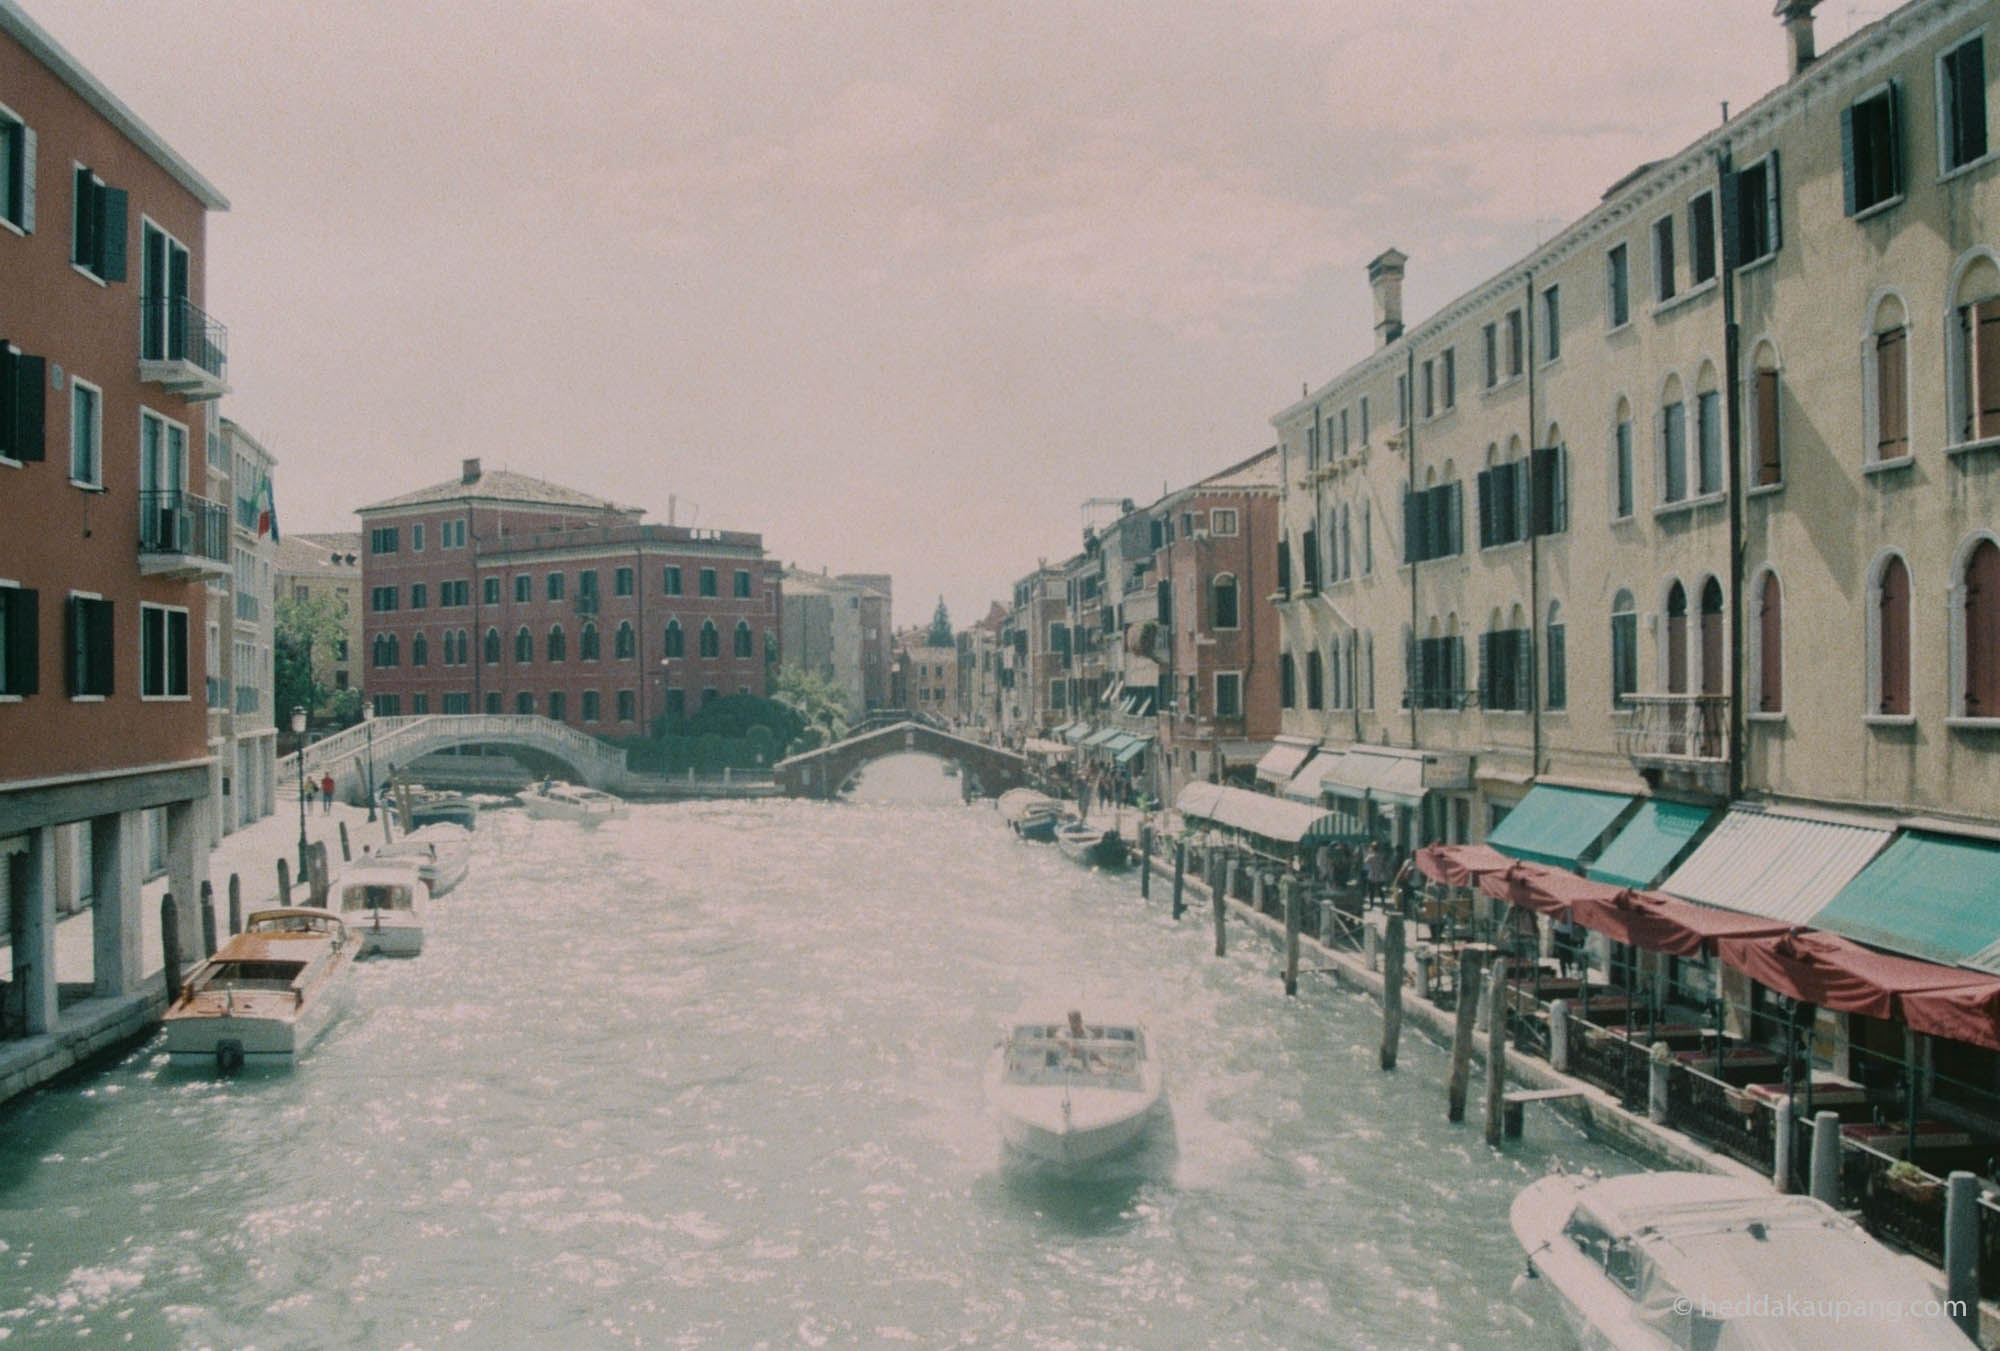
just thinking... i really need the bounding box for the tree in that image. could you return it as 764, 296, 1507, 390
927, 596, 952, 648
274, 592, 349, 726
772, 665, 851, 751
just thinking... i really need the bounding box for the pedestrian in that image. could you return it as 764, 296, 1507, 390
1363, 839, 1390, 905
319, 772, 334, 815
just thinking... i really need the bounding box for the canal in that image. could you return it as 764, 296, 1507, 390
0, 754, 1638, 1346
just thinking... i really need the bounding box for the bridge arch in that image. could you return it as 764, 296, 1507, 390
278, 713, 630, 802
774, 722, 1028, 801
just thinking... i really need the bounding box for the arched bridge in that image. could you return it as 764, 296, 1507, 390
276, 714, 629, 801
774, 722, 1028, 800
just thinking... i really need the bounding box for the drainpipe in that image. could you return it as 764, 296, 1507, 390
1719, 143, 1746, 803
636, 543, 648, 735
1406, 348, 1420, 752
470, 512, 482, 711
1525, 269, 1543, 781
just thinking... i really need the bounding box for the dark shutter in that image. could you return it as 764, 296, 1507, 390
1719, 159, 1741, 271
1759, 574, 1783, 713
1475, 469, 1494, 548
1967, 542, 2000, 714
99, 187, 128, 282
90, 598, 113, 695
1444, 481, 1462, 556
1879, 557, 1910, 715
1477, 631, 1494, 708
1755, 369, 1781, 484
1877, 327, 1909, 456
1766, 151, 1782, 254
4, 587, 36, 695
0, 347, 31, 461
1530, 446, 1559, 536
1516, 630, 1534, 712
1955, 40, 1987, 167
1840, 104, 1858, 217
1546, 620, 1565, 710
1977, 299, 2000, 439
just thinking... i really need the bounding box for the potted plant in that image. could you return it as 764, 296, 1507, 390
1883, 1159, 1944, 1205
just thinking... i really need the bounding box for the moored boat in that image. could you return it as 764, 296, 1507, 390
997, 788, 1064, 842
161, 908, 355, 1071
373, 823, 472, 897
520, 779, 628, 827
1510, 1169, 1969, 1349
983, 1008, 1165, 1168
1055, 820, 1129, 870
335, 862, 428, 958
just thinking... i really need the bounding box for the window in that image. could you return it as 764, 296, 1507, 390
617, 689, 635, 722
69, 377, 100, 486
1421, 359, 1436, 419
580, 622, 600, 661
1733, 153, 1781, 265
442, 692, 470, 714
515, 691, 534, 715
1211, 574, 1239, 629
1505, 310, 1523, 378
483, 627, 500, 664
514, 626, 532, 663
410, 632, 428, 667
734, 569, 752, 598
1546, 602, 1566, 710
1756, 571, 1783, 713
1276, 535, 1291, 596
483, 577, 500, 605
1610, 590, 1638, 704
0, 585, 36, 696
1542, 286, 1561, 362
615, 567, 634, 597
1871, 554, 1912, 717
546, 572, 565, 602
370, 526, 399, 554
1958, 537, 2000, 717
733, 621, 753, 658
1361, 500, 1372, 574
1607, 244, 1630, 328
1403, 482, 1463, 563
1661, 383, 1688, 504
615, 621, 635, 659
1359, 396, 1370, 444
1842, 83, 1902, 216
409, 583, 427, 610
1210, 508, 1238, 537
1696, 386, 1723, 495
699, 620, 719, 658
699, 568, 718, 598
1407, 630, 1464, 710
1395, 373, 1409, 428
1951, 262, 2000, 445
484, 691, 501, 714
1279, 652, 1295, 708
547, 625, 566, 662
1482, 322, 1499, 387
663, 565, 683, 596
581, 690, 600, 723
1301, 527, 1319, 591
547, 691, 566, 721
1665, 582, 1690, 694
578, 570, 599, 607
370, 586, 398, 613
513, 574, 530, 603
1612, 402, 1635, 519
1306, 650, 1324, 710
0, 106, 33, 234
1870, 299, 1911, 462
411, 522, 425, 552
371, 633, 398, 669
1440, 348, 1456, 409
374, 694, 400, 717
68, 594, 112, 696
1478, 624, 1531, 712
1338, 407, 1350, 453
1653, 215, 1677, 303
70, 165, 126, 281
441, 519, 466, 548
0, 343, 47, 462
1478, 458, 1527, 549
1750, 349, 1783, 487
664, 620, 684, 658
1940, 36, 1988, 174
1688, 193, 1716, 286
1214, 672, 1242, 719
442, 580, 469, 607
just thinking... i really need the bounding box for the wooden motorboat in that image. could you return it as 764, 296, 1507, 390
996, 788, 1064, 842
984, 1008, 1165, 1168
379, 782, 478, 830
334, 862, 428, 958
520, 779, 628, 827
1055, 820, 1129, 870
1511, 1169, 1970, 1349
373, 823, 472, 897
161, 908, 355, 1070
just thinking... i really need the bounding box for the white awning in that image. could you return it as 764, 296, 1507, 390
1022, 738, 1070, 757
1174, 782, 1345, 846
1314, 745, 1429, 806
1660, 804, 1895, 925
1254, 738, 1317, 786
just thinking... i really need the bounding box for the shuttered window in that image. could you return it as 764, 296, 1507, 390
1878, 556, 1911, 716
1610, 604, 1638, 703
1279, 653, 1295, 709
1963, 298, 2000, 443
0, 110, 34, 233
1546, 608, 1566, 711
67, 595, 112, 696
1666, 585, 1689, 694
1306, 650, 1323, 710
1754, 368, 1782, 486
69, 166, 126, 281
1758, 573, 1784, 713
1478, 629, 1533, 712
1700, 581, 1725, 696
1841, 84, 1902, 216
0, 343, 46, 462
1876, 326, 1909, 459
483, 627, 500, 664
0, 586, 37, 696
1941, 37, 1988, 173
1662, 403, 1687, 503
1966, 541, 2000, 716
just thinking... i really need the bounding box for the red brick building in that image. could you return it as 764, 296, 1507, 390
356, 460, 780, 733
0, 1, 231, 1043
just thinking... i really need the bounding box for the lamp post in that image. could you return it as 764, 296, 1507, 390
364, 702, 378, 823
291, 705, 309, 875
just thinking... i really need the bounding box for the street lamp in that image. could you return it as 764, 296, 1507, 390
291, 705, 308, 875
364, 702, 378, 823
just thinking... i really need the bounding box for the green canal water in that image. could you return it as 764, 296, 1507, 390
0, 754, 1637, 1347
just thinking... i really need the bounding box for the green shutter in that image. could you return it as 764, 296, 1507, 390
99, 187, 127, 281
1840, 104, 1857, 216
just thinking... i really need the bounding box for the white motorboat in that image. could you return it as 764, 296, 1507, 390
161, 908, 355, 1070
1054, 820, 1130, 871
996, 788, 1063, 842
334, 862, 428, 958
983, 1008, 1165, 1167
373, 823, 472, 897
520, 779, 628, 827
1511, 1169, 1970, 1350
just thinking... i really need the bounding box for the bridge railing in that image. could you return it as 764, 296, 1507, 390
279, 713, 629, 793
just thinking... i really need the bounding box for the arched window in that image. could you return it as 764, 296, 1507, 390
733, 621, 753, 658
1699, 578, 1725, 696
1610, 590, 1638, 703
1360, 499, 1372, 575
515, 626, 532, 663
1665, 581, 1689, 693
1546, 600, 1566, 710
1306, 649, 1324, 710
1660, 374, 1688, 504
1947, 252, 2000, 446
1870, 553, 1912, 717
664, 620, 684, 658
458, 629, 470, 665
1211, 573, 1239, 629
1611, 396, 1635, 520
615, 621, 635, 660
1957, 537, 2000, 717
580, 622, 600, 661
699, 620, 719, 658
1748, 340, 1783, 487
371, 633, 398, 668
547, 625, 566, 663
484, 627, 501, 664
1756, 570, 1784, 713
411, 632, 428, 667
1864, 291, 1911, 463
1694, 361, 1723, 495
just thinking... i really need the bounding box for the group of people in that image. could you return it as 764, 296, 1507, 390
1064, 762, 1134, 820
1306, 838, 1415, 907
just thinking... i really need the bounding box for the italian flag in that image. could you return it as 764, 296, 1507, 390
258, 474, 280, 542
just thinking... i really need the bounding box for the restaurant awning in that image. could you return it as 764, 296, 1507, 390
1659, 805, 1892, 925
1082, 726, 1122, 748
1711, 928, 2000, 1045
1585, 799, 1715, 890
1061, 723, 1092, 744
1174, 782, 1345, 847
1114, 736, 1151, 765
1814, 829, 2000, 969
1484, 785, 1635, 869
1255, 738, 1318, 787
1022, 737, 1070, 757
1314, 746, 1430, 807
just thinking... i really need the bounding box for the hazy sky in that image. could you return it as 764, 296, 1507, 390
31, 0, 1893, 628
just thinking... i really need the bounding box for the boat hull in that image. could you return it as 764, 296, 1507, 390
355, 919, 423, 958
162, 965, 351, 1067
983, 1050, 1165, 1168
1056, 827, 1129, 870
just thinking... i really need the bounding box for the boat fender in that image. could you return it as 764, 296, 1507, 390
216, 1039, 245, 1076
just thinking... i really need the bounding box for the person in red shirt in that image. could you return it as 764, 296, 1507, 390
320, 772, 335, 814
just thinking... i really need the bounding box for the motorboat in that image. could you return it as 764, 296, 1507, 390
520, 779, 628, 827
1510, 1169, 1970, 1350
984, 1008, 1165, 1168
996, 788, 1064, 842
1055, 819, 1130, 870
378, 782, 477, 830
334, 862, 428, 958
373, 823, 472, 897
161, 908, 355, 1070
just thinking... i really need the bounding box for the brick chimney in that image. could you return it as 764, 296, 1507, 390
1775, 0, 1821, 76
1368, 248, 1408, 348
461, 457, 481, 484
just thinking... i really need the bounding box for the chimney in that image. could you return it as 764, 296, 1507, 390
461, 457, 481, 484
1368, 248, 1408, 348
1776, 0, 1821, 76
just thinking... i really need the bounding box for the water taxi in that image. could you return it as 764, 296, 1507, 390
984, 1008, 1165, 1168
996, 788, 1064, 841
334, 862, 428, 958
161, 908, 355, 1071
373, 823, 472, 897
520, 779, 628, 827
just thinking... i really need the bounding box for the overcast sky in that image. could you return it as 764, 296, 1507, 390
31, 0, 1894, 629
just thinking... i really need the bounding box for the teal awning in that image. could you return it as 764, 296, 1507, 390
1061, 723, 1091, 744
1485, 785, 1635, 870
1083, 726, 1123, 747
1817, 831, 2000, 969
1585, 799, 1714, 890
1114, 737, 1151, 765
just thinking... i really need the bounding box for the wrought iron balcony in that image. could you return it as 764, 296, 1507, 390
138, 295, 229, 400
1617, 693, 1730, 766
138, 489, 231, 579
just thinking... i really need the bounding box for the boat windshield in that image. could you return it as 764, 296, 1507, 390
1001, 1024, 1145, 1091
202, 959, 306, 991
341, 884, 412, 912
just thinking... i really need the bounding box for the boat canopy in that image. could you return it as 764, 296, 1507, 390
1175, 782, 1346, 846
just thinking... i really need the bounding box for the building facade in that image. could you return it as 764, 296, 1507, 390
207, 418, 276, 838
272, 530, 361, 706
892, 629, 959, 722
356, 460, 780, 734
0, 0, 230, 1041
779, 566, 890, 718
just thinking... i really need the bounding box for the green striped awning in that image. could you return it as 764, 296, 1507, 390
1585, 799, 1714, 890
1817, 831, 2000, 969
1114, 736, 1151, 764
1485, 785, 1635, 870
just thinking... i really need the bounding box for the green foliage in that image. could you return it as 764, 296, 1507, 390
927, 596, 952, 648
772, 666, 850, 750
274, 593, 349, 724
325, 687, 365, 727
678, 693, 803, 748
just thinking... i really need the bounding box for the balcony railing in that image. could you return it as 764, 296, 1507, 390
138, 295, 229, 399
1617, 693, 1730, 763
138, 489, 231, 579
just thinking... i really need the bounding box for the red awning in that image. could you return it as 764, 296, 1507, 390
1713, 929, 2000, 1025
1901, 981, 2000, 1054
1569, 889, 1790, 957
1415, 843, 1514, 887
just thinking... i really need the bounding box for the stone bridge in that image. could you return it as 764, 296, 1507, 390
275, 714, 629, 801
774, 721, 1028, 800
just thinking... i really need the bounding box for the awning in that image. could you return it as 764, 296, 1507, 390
1814, 830, 2000, 969
1255, 739, 1317, 787
1061, 723, 1092, 744
1485, 785, 1635, 869
1174, 782, 1345, 847
1712, 928, 2000, 1041
1416, 842, 1515, 887
1114, 737, 1151, 765
1022, 738, 1070, 757
1083, 726, 1122, 748
1586, 799, 1715, 890
1314, 746, 1431, 807
1281, 759, 1331, 804
1659, 805, 1893, 926
1120, 689, 1156, 716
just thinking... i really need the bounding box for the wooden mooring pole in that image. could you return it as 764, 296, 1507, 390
160, 894, 182, 1004
1213, 858, 1230, 958
227, 873, 242, 936
1282, 877, 1301, 997
1171, 842, 1186, 920
276, 856, 293, 906
198, 880, 217, 958
1447, 949, 1482, 1122
1380, 912, 1405, 1070
1139, 826, 1152, 899
339, 820, 352, 863
1483, 959, 1510, 1146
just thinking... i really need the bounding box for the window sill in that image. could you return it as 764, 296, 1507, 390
1609, 512, 1639, 526
140, 694, 193, 703
1938, 150, 2000, 186
1864, 713, 1916, 728
0, 217, 22, 239
1540, 355, 1563, 374
0, 693, 19, 703
69, 694, 105, 703
1606, 319, 1635, 339
1483, 375, 1523, 398
1736, 251, 1778, 277
1480, 538, 1529, 555
69, 263, 107, 287
1746, 710, 1786, 724
1652, 492, 1726, 519
1849, 193, 1905, 224
70, 477, 104, 492
0, 455, 19, 470
1863, 453, 1915, 476
1746, 480, 1784, 499
1947, 717, 2000, 732
1651, 279, 1717, 318
1945, 436, 2000, 460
